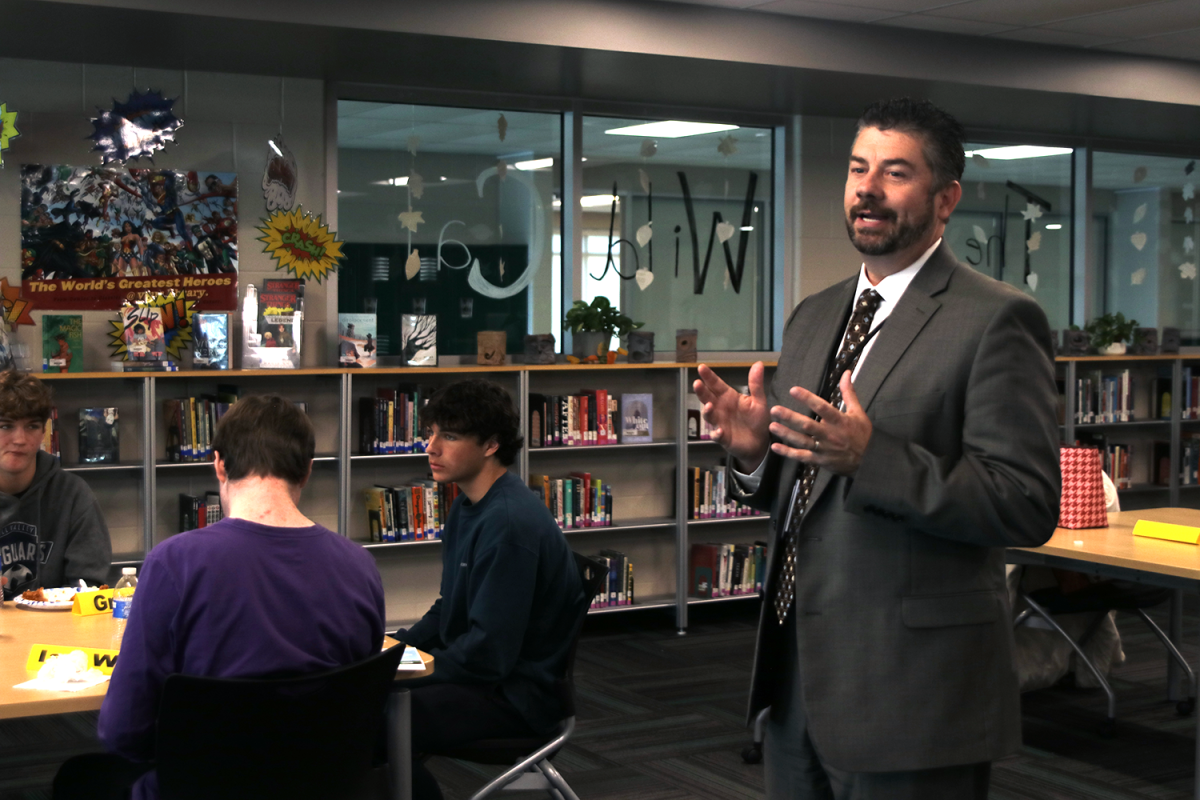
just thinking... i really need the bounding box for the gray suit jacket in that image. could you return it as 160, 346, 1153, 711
735, 242, 1060, 772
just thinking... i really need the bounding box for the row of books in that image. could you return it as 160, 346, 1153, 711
529, 473, 613, 529
686, 465, 764, 519
163, 390, 240, 463
364, 481, 460, 542
35, 406, 119, 463
590, 549, 634, 608
1077, 433, 1133, 489
358, 386, 434, 455
529, 391, 651, 447
1181, 437, 1200, 486
39, 312, 229, 374
1074, 369, 1135, 423
179, 491, 223, 532
1182, 367, 1200, 420
689, 542, 767, 599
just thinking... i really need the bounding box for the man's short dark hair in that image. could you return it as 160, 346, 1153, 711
212, 394, 314, 485
0, 371, 52, 422
857, 98, 965, 192
420, 379, 522, 466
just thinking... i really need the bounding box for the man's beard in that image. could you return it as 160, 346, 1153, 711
845, 201, 934, 256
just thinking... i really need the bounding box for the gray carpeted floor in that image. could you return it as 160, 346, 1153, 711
2, 598, 1198, 799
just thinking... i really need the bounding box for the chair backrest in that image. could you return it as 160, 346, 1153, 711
155, 643, 405, 800
554, 552, 608, 718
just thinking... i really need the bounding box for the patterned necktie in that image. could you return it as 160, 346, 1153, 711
773, 288, 883, 624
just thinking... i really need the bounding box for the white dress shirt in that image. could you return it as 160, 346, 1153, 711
734, 238, 943, 491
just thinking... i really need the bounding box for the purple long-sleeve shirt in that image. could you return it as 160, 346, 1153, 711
98, 517, 385, 799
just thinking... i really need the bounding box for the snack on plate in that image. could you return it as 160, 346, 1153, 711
37, 650, 99, 682
22, 588, 47, 602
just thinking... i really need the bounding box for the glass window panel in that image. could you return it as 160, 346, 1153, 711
581, 116, 773, 351
1092, 151, 1198, 341
337, 102, 561, 356
944, 143, 1074, 330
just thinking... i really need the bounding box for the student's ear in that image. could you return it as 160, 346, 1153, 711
213, 452, 228, 483
483, 437, 500, 460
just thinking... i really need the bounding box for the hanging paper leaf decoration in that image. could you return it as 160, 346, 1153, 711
497, 114, 508, 142
498, 258, 506, 280
0, 103, 19, 168
717, 135, 738, 157
1131, 268, 1146, 286
1133, 166, 1147, 183
1187, 160, 1196, 176
0, 277, 34, 327
1187, 207, 1195, 224
1186, 236, 1195, 254
1026, 273, 1038, 292
107, 291, 197, 361
972, 225, 987, 244
256, 207, 345, 282
715, 221, 736, 243
1026, 232, 1042, 253
640, 139, 657, 158
1181, 262, 1197, 280
88, 89, 183, 164
408, 170, 425, 200
1131, 232, 1147, 251
1021, 202, 1043, 222
398, 210, 424, 233
636, 223, 653, 247
1133, 203, 1147, 224
635, 268, 654, 290
639, 169, 651, 195
405, 249, 421, 280
406, 135, 420, 156
1185, 182, 1196, 201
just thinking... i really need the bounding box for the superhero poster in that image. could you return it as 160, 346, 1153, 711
20, 164, 238, 310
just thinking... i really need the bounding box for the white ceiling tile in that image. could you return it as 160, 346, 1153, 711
1100, 27, 1200, 59
923, 0, 1165, 26
872, 13, 1021, 35
1043, 0, 1200, 38
751, 0, 894, 23
989, 27, 1129, 48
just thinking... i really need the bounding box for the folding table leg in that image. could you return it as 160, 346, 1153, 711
1170, 590, 1186, 702
388, 688, 412, 800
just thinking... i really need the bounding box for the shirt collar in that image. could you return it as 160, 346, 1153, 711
853, 237, 942, 306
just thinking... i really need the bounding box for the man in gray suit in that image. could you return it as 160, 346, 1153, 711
694, 98, 1060, 798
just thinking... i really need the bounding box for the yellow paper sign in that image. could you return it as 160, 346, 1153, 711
72, 589, 115, 616
1133, 519, 1200, 545
26, 644, 120, 675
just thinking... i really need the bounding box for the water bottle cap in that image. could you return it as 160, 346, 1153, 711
122, 567, 137, 575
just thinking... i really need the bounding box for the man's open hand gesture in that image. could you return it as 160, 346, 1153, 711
693, 361, 771, 472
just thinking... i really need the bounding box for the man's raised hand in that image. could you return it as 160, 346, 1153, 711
693, 361, 770, 471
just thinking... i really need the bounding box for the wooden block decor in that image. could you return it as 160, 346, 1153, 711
477, 331, 507, 366
523, 334, 556, 365
676, 329, 698, 363
627, 331, 655, 364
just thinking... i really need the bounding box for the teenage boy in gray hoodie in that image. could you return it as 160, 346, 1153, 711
0, 371, 110, 600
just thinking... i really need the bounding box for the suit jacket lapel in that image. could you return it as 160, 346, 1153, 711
785, 279, 856, 414
804, 244, 954, 513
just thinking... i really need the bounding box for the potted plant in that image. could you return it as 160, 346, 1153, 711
1082, 312, 1138, 355
565, 296, 643, 359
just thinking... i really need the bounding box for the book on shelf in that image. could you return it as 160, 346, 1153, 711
1153, 440, 1171, 486
242, 280, 304, 369
1074, 368, 1133, 423
41, 406, 59, 458
119, 305, 167, 362
193, 313, 230, 370
1152, 369, 1172, 420
78, 408, 118, 463
590, 550, 633, 608
620, 393, 652, 444
42, 314, 82, 373
685, 394, 715, 440
163, 395, 237, 463
1184, 367, 1200, 421
685, 464, 764, 519
400, 314, 437, 367
364, 480, 459, 542
529, 473, 612, 529
179, 493, 210, 532
205, 490, 223, 525
689, 542, 766, 599
359, 385, 435, 454
338, 313, 377, 368
528, 391, 620, 448
1183, 435, 1200, 486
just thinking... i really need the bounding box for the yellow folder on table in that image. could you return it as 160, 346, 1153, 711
1133, 519, 1200, 544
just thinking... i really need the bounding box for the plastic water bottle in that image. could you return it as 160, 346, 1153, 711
111, 567, 138, 649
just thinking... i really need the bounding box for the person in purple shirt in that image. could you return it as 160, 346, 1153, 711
61, 394, 385, 800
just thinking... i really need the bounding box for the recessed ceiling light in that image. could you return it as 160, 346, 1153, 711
372, 176, 408, 186
1045, 223, 1063, 230
964, 146, 1072, 160
740, 226, 754, 232
515, 157, 554, 171
580, 195, 618, 208
605, 121, 739, 138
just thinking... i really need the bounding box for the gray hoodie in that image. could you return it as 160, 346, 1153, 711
0, 451, 111, 599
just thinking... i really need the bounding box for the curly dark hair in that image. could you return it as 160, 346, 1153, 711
0, 371, 52, 423
857, 97, 965, 192
420, 379, 523, 466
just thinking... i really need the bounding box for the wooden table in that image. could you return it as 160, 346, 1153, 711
1, 602, 432, 800
1008, 508, 1200, 799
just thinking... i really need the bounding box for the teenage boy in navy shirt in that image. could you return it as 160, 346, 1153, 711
397, 379, 584, 800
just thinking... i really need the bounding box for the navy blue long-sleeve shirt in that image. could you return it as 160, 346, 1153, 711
399, 471, 584, 734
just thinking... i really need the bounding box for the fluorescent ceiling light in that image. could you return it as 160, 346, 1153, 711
1045, 223, 1063, 230
964, 146, 1072, 160
740, 226, 754, 232
373, 176, 408, 186
605, 121, 739, 138
580, 195, 618, 208
515, 157, 554, 171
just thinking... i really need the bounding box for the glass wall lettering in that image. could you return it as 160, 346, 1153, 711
580, 116, 774, 351
944, 143, 1074, 331
337, 102, 561, 356
1092, 151, 1199, 341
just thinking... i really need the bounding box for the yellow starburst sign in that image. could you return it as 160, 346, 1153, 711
0, 103, 19, 167
107, 291, 197, 361
257, 208, 344, 282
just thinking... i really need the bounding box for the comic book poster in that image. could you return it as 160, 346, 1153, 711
120, 305, 166, 361
20, 164, 238, 310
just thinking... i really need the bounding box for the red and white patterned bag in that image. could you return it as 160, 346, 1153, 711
1057, 445, 1108, 529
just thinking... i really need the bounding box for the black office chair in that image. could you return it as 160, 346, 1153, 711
1015, 578, 1196, 737
434, 551, 607, 800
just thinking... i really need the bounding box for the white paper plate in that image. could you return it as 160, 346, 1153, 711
14, 588, 81, 611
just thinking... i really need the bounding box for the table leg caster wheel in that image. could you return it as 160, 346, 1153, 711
1177, 698, 1195, 716
1097, 718, 1117, 738
741, 744, 763, 764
